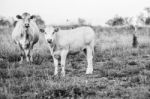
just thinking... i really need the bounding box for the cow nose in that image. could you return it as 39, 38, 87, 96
47, 39, 52, 43
25, 24, 29, 28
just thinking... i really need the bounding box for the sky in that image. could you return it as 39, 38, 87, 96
0, 0, 150, 25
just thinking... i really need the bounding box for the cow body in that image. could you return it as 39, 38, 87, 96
41, 26, 95, 76
12, 13, 39, 63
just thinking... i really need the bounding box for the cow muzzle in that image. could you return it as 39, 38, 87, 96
25, 24, 30, 28
47, 39, 52, 44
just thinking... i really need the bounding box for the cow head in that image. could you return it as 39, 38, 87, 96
16, 12, 36, 29
40, 26, 59, 44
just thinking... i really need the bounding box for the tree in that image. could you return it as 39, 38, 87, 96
35, 15, 45, 26
0, 16, 11, 27
144, 7, 150, 17
105, 15, 126, 26
105, 19, 113, 26
143, 7, 150, 25
136, 13, 145, 25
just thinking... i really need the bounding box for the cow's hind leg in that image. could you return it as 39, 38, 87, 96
86, 46, 93, 74
60, 50, 68, 76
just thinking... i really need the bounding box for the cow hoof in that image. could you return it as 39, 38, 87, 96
61, 71, 65, 77
86, 70, 93, 74
61, 74, 65, 77
86, 72, 93, 75
19, 60, 23, 64
54, 72, 58, 76
26, 59, 30, 62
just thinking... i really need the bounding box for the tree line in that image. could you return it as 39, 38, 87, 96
1, 7, 150, 27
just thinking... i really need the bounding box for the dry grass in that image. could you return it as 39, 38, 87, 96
0, 26, 150, 99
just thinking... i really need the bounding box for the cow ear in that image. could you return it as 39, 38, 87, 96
54, 28, 59, 32
30, 15, 36, 19
16, 15, 22, 19
40, 29, 45, 33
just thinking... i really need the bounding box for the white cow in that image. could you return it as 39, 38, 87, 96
12, 13, 39, 63
40, 26, 95, 76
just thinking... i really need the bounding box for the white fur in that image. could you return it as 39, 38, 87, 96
44, 26, 95, 76
12, 16, 39, 63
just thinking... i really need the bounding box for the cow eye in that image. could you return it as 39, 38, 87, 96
43, 32, 46, 34
52, 32, 55, 34
40, 29, 45, 33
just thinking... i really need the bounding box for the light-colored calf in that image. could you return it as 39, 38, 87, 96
40, 26, 95, 76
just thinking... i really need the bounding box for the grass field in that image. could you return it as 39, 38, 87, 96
1, 26, 150, 99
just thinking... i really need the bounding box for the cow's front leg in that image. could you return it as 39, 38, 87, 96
86, 46, 93, 74
19, 49, 25, 64
53, 55, 59, 75
19, 44, 25, 64
24, 49, 30, 62
29, 45, 34, 62
30, 52, 33, 62
60, 50, 68, 76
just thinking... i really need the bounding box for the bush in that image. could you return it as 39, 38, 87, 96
106, 15, 127, 26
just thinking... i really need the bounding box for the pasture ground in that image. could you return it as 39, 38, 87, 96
0, 27, 150, 99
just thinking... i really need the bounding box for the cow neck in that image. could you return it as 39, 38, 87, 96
52, 43, 57, 52
25, 28, 29, 34
54, 32, 58, 45
50, 40, 56, 49
51, 38, 57, 52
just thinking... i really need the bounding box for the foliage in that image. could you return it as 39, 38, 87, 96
145, 17, 150, 25
105, 15, 127, 26
0, 16, 11, 27
35, 15, 45, 26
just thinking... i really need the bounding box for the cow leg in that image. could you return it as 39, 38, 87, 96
19, 44, 25, 64
30, 51, 33, 62
29, 45, 34, 62
86, 46, 93, 74
53, 55, 59, 75
60, 50, 68, 76
19, 50, 25, 64
24, 49, 30, 62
